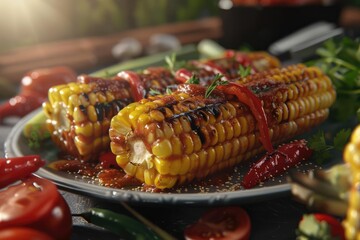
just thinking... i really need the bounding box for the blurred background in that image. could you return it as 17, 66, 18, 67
0, 0, 359, 88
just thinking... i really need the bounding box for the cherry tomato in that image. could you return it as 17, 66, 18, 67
0, 176, 72, 240
21, 66, 76, 97
184, 206, 251, 240
0, 227, 53, 240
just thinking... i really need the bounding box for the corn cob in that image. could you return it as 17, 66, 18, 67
109, 64, 336, 189
43, 75, 134, 160
44, 53, 279, 160
343, 125, 360, 240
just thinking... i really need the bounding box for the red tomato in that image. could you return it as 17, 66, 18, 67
184, 206, 251, 240
0, 176, 72, 240
0, 227, 53, 240
313, 214, 345, 240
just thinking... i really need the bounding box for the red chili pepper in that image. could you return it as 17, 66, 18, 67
118, 71, 146, 101
0, 155, 45, 189
175, 68, 193, 83
0, 95, 45, 123
0, 66, 76, 123
217, 82, 274, 153
241, 139, 313, 189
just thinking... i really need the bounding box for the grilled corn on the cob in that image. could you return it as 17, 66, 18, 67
109, 64, 336, 189
44, 52, 280, 160
343, 125, 360, 240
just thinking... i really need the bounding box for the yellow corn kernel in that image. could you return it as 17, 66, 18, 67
180, 155, 191, 175
192, 133, 202, 152
239, 116, 248, 135
154, 174, 177, 189
170, 159, 182, 175
135, 166, 145, 182
206, 147, 216, 168
73, 106, 87, 124
150, 110, 165, 122
198, 151, 207, 170
182, 134, 194, 155
214, 145, 224, 163
215, 123, 226, 143
171, 137, 182, 156
116, 153, 129, 166
144, 168, 156, 186
87, 105, 97, 122
152, 139, 172, 158
189, 153, 199, 172
163, 123, 174, 139
154, 157, 171, 175
75, 122, 93, 137
124, 162, 137, 176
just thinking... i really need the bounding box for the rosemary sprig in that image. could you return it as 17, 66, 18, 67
205, 74, 227, 98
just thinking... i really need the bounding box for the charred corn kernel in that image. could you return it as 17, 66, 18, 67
109, 64, 336, 189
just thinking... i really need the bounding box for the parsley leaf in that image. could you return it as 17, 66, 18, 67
205, 74, 227, 98
308, 129, 351, 164
186, 75, 200, 84
238, 65, 252, 78
333, 129, 351, 151
309, 37, 360, 122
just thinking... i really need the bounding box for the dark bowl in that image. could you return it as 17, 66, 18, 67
219, 5, 343, 50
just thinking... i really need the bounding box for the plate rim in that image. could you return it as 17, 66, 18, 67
4, 108, 292, 205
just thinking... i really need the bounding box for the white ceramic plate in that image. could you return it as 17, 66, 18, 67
4, 108, 343, 205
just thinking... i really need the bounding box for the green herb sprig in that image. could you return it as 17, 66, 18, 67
309, 37, 360, 122
165, 53, 186, 74
205, 74, 227, 98
238, 65, 252, 78
308, 129, 351, 164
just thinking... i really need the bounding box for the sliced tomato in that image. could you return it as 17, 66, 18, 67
0, 176, 72, 240
184, 206, 251, 240
312, 214, 345, 240
0, 227, 54, 240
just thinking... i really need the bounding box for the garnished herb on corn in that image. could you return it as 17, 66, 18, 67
343, 125, 360, 240
109, 64, 336, 189
43, 52, 280, 160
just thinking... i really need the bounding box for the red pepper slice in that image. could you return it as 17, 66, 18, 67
175, 68, 193, 83
192, 60, 230, 81
118, 71, 145, 101
224, 50, 252, 67
217, 82, 274, 153
0, 155, 45, 189
241, 139, 313, 189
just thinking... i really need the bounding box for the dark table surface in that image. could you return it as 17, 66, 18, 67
0, 117, 310, 240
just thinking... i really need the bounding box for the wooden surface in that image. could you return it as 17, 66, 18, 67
0, 17, 222, 83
